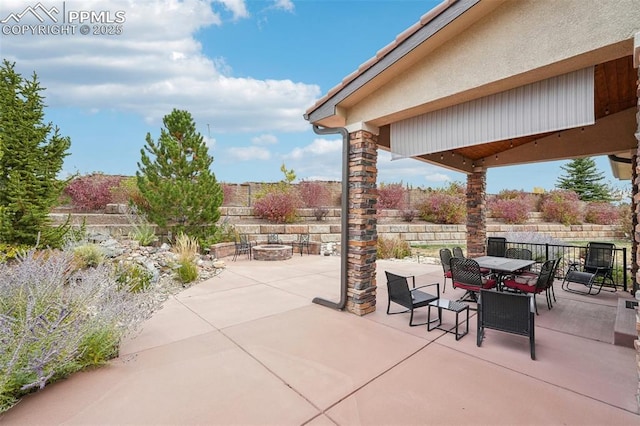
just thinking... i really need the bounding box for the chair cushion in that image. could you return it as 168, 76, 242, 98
444, 271, 452, 278
453, 278, 496, 291
503, 277, 541, 294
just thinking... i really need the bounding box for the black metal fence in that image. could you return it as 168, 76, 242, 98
502, 241, 630, 292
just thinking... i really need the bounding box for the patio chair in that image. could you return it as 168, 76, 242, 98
502, 258, 556, 314
477, 289, 536, 359
505, 247, 534, 272
385, 271, 440, 326
439, 248, 453, 293
452, 246, 465, 258
450, 257, 497, 304
487, 237, 507, 257
267, 233, 281, 244
564, 242, 616, 295
233, 234, 253, 261
294, 233, 311, 256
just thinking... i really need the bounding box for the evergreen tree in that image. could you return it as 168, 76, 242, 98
136, 109, 223, 241
0, 60, 71, 246
555, 157, 611, 201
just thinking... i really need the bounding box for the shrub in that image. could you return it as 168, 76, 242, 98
488, 198, 531, 224
539, 190, 583, 225
584, 202, 620, 225
253, 192, 301, 223
401, 209, 417, 222
72, 243, 105, 269
417, 192, 466, 224
111, 176, 148, 211
115, 262, 154, 293
127, 215, 158, 246
64, 173, 125, 211
0, 243, 32, 263
616, 203, 633, 242
173, 233, 199, 285
0, 250, 162, 413
221, 183, 235, 206
298, 180, 330, 208
377, 183, 406, 209
377, 236, 412, 259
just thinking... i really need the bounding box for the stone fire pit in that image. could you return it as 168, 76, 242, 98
252, 244, 293, 261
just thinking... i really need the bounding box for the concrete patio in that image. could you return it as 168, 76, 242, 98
1, 255, 638, 425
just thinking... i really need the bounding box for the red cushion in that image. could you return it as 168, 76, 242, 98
453, 278, 496, 291
503, 279, 542, 294
444, 271, 452, 278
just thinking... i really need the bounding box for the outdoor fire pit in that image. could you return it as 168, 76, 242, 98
252, 244, 293, 261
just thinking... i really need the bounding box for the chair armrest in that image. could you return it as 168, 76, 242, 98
412, 282, 440, 297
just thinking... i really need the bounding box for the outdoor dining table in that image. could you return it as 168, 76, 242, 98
473, 255, 537, 290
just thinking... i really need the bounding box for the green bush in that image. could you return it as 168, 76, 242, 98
0, 243, 32, 263
129, 222, 157, 246
176, 259, 199, 284
0, 250, 162, 413
115, 262, 154, 293
72, 243, 105, 269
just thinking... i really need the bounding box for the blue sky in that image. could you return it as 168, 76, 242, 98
0, 0, 627, 194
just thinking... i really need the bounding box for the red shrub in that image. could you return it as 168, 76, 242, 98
298, 180, 330, 208
539, 190, 584, 225
584, 202, 620, 225
417, 192, 466, 224
221, 183, 235, 206
488, 196, 532, 224
253, 192, 301, 223
64, 173, 125, 211
377, 183, 406, 209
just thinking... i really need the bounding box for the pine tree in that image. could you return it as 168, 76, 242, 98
555, 157, 611, 201
0, 60, 71, 246
136, 109, 223, 241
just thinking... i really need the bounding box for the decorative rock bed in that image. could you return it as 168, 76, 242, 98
252, 244, 293, 261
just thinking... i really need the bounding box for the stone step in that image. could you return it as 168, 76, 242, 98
613, 297, 638, 348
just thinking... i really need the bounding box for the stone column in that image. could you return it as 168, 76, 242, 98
466, 167, 487, 257
346, 130, 378, 316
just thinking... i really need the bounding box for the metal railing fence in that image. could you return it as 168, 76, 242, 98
503, 241, 629, 292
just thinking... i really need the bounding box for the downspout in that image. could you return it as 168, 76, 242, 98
311, 124, 349, 310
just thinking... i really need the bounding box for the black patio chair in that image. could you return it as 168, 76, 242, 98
295, 233, 311, 256
385, 271, 440, 326
487, 237, 507, 257
452, 246, 465, 258
564, 242, 616, 295
505, 247, 534, 272
477, 289, 536, 360
267, 233, 281, 244
439, 248, 453, 294
450, 257, 497, 305
502, 258, 556, 314
233, 234, 253, 261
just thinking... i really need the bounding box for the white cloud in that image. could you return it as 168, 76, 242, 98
285, 138, 342, 160
0, 0, 320, 133
227, 146, 271, 161
252, 134, 278, 145
376, 151, 459, 187
272, 0, 295, 12
215, 0, 249, 19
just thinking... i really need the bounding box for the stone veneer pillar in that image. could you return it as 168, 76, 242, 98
466, 168, 487, 257
346, 130, 378, 316
633, 57, 640, 410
